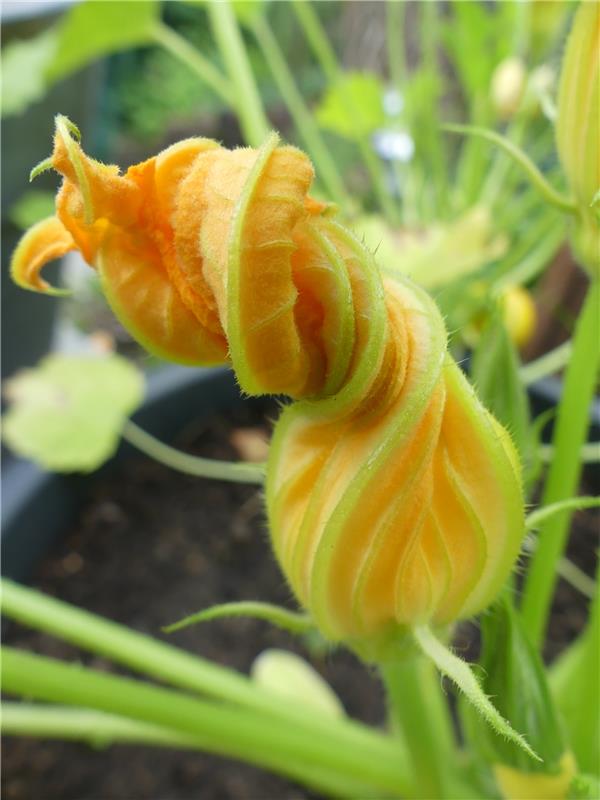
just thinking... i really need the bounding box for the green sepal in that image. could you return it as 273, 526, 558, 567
462, 594, 566, 773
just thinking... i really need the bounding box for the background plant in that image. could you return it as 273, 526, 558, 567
1, 2, 598, 798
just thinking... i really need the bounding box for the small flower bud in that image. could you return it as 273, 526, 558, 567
492, 57, 527, 119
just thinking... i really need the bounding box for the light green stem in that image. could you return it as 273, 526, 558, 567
151, 21, 235, 105
292, 0, 400, 223
0, 578, 409, 786
380, 656, 453, 798
519, 340, 572, 385
121, 420, 264, 484
446, 125, 577, 214
522, 280, 600, 648
249, 14, 352, 211
207, 1, 270, 147
163, 601, 312, 635
538, 442, 600, 465
386, 0, 406, 92
1, 649, 404, 798
1, 703, 201, 749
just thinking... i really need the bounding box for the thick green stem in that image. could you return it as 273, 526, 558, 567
0, 579, 409, 784
1, 703, 201, 749
151, 21, 235, 106
249, 14, 352, 212
292, 0, 400, 224
380, 656, 454, 798
521, 280, 600, 648
519, 341, 572, 385
206, 1, 270, 147
1, 649, 404, 798
121, 420, 264, 484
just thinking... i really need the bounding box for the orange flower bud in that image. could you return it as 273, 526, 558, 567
555, 2, 600, 276
11, 119, 524, 658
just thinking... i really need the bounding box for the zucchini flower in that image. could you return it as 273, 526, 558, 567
555, 1, 600, 277
11, 118, 524, 660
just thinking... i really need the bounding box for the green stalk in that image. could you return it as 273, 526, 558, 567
519, 341, 572, 385
292, 0, 400, 224
206, 1, 270, 147
521, 280, 600, 648
0, 579, 409, 780
121, 420, 264, 484
419, 1, 448, 215
249, 14, 352, 212
380, 656, 454, 798
1, 649, 406, 798
151, 21, 235, 106
386, 0, 407, 92
1, 703, 201, 749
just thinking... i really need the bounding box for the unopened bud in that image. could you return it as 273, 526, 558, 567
492, 57, 526, 119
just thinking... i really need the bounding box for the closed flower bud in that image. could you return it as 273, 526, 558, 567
492, 57, 526, 119
11, 119, 524, 659
555, 2, 600, 276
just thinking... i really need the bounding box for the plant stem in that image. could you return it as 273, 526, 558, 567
1, 649, 405, 798
1, 703, 201, 749
519, 340, 572, 385
249, 14, 352, 212
151, 21, 235, 106
380, 656, 454, 798
521, 280, 600, 648
0, 578, 410, 785
121, 420, 264, 484
292, 0, 400, 224
206, 1, 270, 147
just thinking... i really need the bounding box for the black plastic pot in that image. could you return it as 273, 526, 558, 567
1, 365, 245, 581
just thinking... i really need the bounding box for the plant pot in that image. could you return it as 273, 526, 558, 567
1, 365, 244, 581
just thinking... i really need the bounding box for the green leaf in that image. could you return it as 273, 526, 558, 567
2, 354, 144, 472
316, 72, 385, 139
47, 0, 159, 82
9, 190, 56, 231
163, 602, 312, 635
550, 574, 600, 776
1, 1, 159, 118
463, 596, 566, 773
0, 29, 59, 117
471, 311, 532, 471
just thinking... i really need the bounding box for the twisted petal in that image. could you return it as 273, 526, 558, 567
12, 120, 525, 657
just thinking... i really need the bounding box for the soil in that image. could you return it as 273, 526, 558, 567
1, 399, 386, 800
2, 398, 597, 800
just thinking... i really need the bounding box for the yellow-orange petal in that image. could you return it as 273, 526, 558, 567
97, 228, 228, 366
10, 215, 75, 296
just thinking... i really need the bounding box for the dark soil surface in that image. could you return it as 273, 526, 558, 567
2, 399, 597, 800
1, 400, 386, 800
